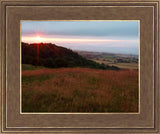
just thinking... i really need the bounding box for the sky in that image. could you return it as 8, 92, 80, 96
21, 21, 139, 55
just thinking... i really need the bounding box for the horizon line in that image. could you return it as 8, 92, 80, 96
21, 42, 138, 56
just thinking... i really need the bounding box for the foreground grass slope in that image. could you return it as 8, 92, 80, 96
22, 67, 138, 112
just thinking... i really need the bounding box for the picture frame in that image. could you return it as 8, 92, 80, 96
0, 0, 159, 133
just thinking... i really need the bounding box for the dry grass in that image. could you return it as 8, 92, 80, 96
22, 67, 138, 112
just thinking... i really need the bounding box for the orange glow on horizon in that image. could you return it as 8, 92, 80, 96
21, 36, 138, 44
35, 36, 41, 42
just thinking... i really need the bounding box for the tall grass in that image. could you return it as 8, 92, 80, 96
22, 68, 138, 112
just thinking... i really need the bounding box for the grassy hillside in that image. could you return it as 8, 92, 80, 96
22, 67, 138, 112
22, 42, 119, 70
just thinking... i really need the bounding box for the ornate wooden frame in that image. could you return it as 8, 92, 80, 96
0, 0, 159, 133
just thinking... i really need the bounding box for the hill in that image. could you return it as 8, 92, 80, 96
22, 42, 119, 70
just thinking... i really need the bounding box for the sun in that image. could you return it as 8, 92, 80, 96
35, 36, 41, 42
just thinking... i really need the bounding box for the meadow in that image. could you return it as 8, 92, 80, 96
22, 65, 138, 112
93, 60, 138, 70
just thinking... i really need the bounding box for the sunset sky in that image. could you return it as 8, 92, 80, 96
21, 21, 139, 55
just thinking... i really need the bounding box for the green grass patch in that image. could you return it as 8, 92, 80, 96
22, 74, 54, 84
22, 64, 45, 70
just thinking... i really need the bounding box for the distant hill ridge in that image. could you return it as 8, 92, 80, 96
22, 42, 119, 70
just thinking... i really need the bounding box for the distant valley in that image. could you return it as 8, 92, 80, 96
75, 50, 138, 70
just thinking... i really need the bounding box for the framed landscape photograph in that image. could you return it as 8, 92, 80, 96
21, 20, 139, 113
0, 0, 159, 133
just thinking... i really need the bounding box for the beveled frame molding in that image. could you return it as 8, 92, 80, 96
0, 0, 159, 133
